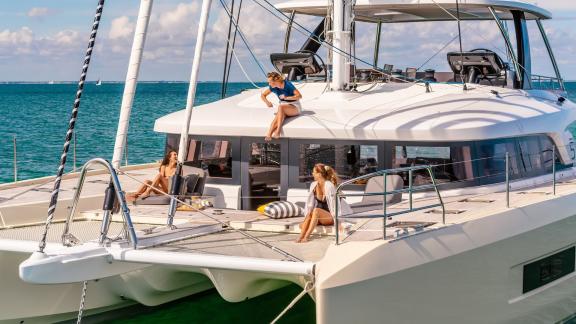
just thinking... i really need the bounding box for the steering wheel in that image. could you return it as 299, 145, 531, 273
469, 48, 506, 70
296, 49, 328, 82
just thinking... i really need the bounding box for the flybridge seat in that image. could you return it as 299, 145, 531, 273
447, 50, 508, 85
134, 165, 206, 206
349, 175, 403, 213
270, 51, 324, 81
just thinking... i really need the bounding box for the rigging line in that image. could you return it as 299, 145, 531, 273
430, 0, 459, 21
217, 0, 267, 77
38, 0, 106, 254
416, 34, 460, 71
250, 0, 430, 87
231, 47, 261, 88
455, 0, 468, 90
221, 0, 236, 98
224, 0, 244, 96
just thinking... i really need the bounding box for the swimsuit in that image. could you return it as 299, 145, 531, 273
314, 189, 330, 212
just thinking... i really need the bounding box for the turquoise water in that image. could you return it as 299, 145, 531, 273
0, 82, 258, 183
2, 82, 576, 323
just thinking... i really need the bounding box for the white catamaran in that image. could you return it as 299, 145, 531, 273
2, 0, 576, 323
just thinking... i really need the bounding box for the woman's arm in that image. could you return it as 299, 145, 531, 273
303, 181, 317, 216
283, 88, 302, 101
159, 165, 166, 178
260, 88, 273, 107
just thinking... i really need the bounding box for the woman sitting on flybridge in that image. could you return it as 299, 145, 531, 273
127, 150, 177, 201
260, 72, 302, 141
297, 163, 353, 243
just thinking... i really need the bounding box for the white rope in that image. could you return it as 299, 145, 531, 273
231, 48, 261, 89
270, 281, 314, 324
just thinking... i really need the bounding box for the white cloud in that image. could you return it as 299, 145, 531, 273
109, 16, 134, 40
27, 7, 50, 18
0, 27, 34, 46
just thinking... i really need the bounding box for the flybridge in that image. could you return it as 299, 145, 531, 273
275, 0, 552, 23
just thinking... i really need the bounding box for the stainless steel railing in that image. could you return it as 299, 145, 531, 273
334, 165, 445, 245
61, 158, 138, 249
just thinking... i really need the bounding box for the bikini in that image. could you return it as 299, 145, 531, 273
314, 188, 330, 212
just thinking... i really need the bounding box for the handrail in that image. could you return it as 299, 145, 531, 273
61, 158, 138, 249
334, 165, 445, 245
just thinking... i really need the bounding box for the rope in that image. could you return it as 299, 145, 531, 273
38, 0, 105, 253
217, 0, 267, 77
270, 281, 314, 324
76, 280, 88, 324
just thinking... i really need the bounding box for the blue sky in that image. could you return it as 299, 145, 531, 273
1, 0, 575, 81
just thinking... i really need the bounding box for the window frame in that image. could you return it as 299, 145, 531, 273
165, 134, 241, 185
288, 139, 386, 190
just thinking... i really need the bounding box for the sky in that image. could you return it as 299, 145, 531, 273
1, 0, 575, 82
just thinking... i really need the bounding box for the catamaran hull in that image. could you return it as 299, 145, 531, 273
0, 244, 214, 323
316, 192, 576, 324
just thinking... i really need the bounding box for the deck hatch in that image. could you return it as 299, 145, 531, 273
523, 246, 575, 294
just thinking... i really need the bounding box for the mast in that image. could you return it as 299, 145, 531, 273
331, 0, 351, 91
112, 0, 154, 169
167, 0, 213, 227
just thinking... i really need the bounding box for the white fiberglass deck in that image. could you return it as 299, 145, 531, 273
64, 169, 576, 264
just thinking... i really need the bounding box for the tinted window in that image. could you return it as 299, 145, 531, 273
392, 144, 474, 185
165, 135, 232, 179
299, 144, 378, 183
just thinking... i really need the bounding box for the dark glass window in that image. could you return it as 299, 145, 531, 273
298, 144, 378, 183
247, 143, 281, 209
188, 140, 232, 178
523, 247, 575, 294
476, 139, 521, 180
392, 144, 474, 185
518, 137, 543, 174
165, 135, 232, 179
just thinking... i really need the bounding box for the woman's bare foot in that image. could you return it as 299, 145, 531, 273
300, 237, 309, 243
265, 135, 272, 142
126, 192, 139, 202
272, 132, 280, 139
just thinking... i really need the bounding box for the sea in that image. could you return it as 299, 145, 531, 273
1, 81, 576, 323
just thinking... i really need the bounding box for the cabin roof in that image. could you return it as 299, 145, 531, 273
154, 82, 575, 142
275, 0, 552, 23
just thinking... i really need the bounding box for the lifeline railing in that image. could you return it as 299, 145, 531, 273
61, 158, 138, 249
334, 165, 445, 245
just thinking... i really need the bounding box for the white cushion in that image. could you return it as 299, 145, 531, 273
264, 201, 304, 219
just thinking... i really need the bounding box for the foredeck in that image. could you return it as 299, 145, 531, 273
3, 163, 576, 264
63, 169, 576, 264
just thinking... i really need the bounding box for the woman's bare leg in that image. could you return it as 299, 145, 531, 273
297, 213, 313, 242
142, 174, 164, 197
266, 114, 280, 141
127, 180, 152, 201
300, 208, 332, 242
273, 104, 300, 139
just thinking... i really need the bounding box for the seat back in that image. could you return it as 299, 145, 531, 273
362, 175, 403, 204
182, 165, 207, 196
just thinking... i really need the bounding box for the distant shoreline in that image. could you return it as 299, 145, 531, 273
0, 81, 264, 84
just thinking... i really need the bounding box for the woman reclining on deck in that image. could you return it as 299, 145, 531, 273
297, 163, 352, 243
127, 150, 177, 201
261, 72, 302, 141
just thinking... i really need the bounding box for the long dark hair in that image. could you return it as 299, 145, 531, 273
161, 150, 177, 170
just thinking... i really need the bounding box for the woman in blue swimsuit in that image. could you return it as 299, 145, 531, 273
260, 72, 302, 141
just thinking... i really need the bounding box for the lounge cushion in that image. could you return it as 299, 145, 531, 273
263, 201, 304, 219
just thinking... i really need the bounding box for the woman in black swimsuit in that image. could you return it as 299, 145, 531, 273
297, 163, 340, 243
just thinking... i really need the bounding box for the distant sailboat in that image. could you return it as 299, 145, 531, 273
96, 79, 102, 86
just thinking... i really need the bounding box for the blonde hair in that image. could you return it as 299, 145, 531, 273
313, 163, 338, 186
267, 71, 284, 82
